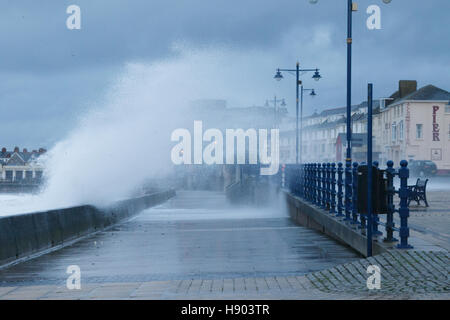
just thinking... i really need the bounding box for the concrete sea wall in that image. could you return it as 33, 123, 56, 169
285, 191, 387, 257
0, 189, 176, 268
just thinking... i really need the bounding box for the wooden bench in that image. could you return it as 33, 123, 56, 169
407, 178, 429, 207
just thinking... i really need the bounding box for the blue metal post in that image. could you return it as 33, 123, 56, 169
337, 162, 344, 217
327, 163, 332, 211
296, 63, 300, 164
367, 83, 373, 257
306, 164, 310, 201
308, 164, 312, 201
302, 165, 306, 198
385, 161, 397, 242
302, 164, 306, 198
372, 161, 382, 236
300, 83, 304, 165
330, 163, 337, 215
359, 165, 367, 230
312, 163, 317, 204
322, 163, 327, 209
345, 0, 353, 224
310, 164, 314, 202
308, 164, 311, 200
301, 164, 306, 199
344, 161, 352, 221
291, 165, 296, 196
300, 164, 304, 199
397, 160, 413, 249
297, 164, 308, 198
325, 163, 330, 210
352, 162, 359, 225
317, 163, 322, 207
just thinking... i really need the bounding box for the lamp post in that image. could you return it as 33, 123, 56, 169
274, 63, 321, 164
265, 96, 286, 129
309, 0, 392, 222
299, 86, 317, 163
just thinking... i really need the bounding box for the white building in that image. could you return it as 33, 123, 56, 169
0, 147, 45, 182
279, 80, 450, 171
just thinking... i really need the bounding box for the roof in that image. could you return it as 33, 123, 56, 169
352, 113, 367, 122
307, 100, 380, 119
390, 85, 450, 105
301, 116, 346, 131
0, 149, 45, 166
317, 105, 361, 117
6, 153, 26, 166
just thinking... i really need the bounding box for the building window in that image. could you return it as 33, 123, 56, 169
416, 124, 423, 139
5, 171, 13, 181
448, 124, 450, 139
445, 103, 450, 113
399, 121, 404, 140
392, 122, 397, 141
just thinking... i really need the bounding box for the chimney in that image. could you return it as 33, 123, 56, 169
14, 146, 19, 153
399, 80, 417, 98
1, 147, 5, 153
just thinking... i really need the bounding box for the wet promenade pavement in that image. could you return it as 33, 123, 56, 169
0, 191, 361, 291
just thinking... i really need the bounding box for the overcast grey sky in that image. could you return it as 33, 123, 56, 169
0, 0, 449, 148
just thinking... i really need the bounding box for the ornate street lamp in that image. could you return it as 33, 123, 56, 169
274, 63, 321, 164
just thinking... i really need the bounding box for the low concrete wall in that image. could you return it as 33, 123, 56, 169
0, 189, 176, 268
0, 182, 41, 194
285, 191, 387, 257
225, 177, 279, 206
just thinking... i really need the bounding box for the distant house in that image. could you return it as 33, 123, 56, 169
0, 147, 46, 182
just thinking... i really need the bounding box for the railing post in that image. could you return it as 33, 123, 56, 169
306, 164, 311, 201
302, 164, 306, 200
293, 165, 296, 197
344, 161, 352, 221
324, 163, 328, 209
397, 160, 413, 249
301, 164, 306, 199
294, 166, 299, 196
359, 162, 367, 231
322, 162, 327, 209
326, 163, 331, 211
330, 163, 336, 215
372, 161, 382, 235
384, 160, 397, 242
336, 162, 344, 217
300, 164, 304, 199
312, 163, 317, 204
309, 163, 312, 200
352, 162, 359, 225
307, 164, 312, 201
317, 163, 322, 207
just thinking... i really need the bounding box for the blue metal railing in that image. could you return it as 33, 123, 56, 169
284, 160, 412, 249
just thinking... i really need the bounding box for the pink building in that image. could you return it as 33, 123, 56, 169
379, 81, 450, 174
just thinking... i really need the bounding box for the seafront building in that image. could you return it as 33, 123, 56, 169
0, 147, 46, 182
279, 80, 450, 173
